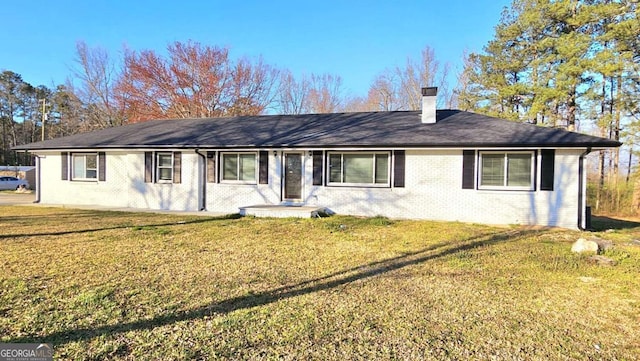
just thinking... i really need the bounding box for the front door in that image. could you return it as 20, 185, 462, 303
284, 153, 302, 200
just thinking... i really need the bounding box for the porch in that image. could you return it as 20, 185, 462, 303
239, 204, 327, 218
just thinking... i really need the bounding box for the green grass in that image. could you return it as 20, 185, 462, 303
1, 207, 639, 360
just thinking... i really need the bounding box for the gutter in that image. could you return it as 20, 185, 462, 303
11, 139, 623, 152
33, 154, 41, 204
577, 147, 592, 230
194, 149, 207, 211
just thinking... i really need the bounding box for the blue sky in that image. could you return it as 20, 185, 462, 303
2, 0, 511, 97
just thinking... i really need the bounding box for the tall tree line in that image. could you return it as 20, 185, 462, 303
457, 0, 638, 130
0, 71, 82, 165
1, 41, 450, 165
4, 0, 635, 171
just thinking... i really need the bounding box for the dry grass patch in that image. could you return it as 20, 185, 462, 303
1, 207, 639, 360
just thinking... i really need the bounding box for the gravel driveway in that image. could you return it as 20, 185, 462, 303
0, 192, 36, 205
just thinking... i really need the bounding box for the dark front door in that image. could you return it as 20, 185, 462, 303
284, 153, 302, 200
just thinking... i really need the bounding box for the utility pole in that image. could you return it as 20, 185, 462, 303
40, 99, 47, 141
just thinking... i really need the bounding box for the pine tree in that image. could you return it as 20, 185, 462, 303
456, 0, 638, 213
456, 0, 638, 129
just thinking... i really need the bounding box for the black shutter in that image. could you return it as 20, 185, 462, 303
312, 151, 323, 185
540, 149, 555, 191
206, 151, 216, 183
217, 152, 222, 182
393, 150, 405, 188
98, 152, 106, 181
259, 151, 268, 184
144, 152, 153, 183
173, 152, 182, 184
61, 152, 68, 180
462, 150, 475, 189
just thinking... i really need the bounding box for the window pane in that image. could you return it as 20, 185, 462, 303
375, 154, 389, 184
86, 155, 97, 169
73, 156, 85, 179
507, 154, 532, 187
223, 154, 238, 180
481, 154, 504, 186
158, 168, 172, 181
239, 154, 256, 181
158, 153, 172, 167
344, 154, 373, 183
329, 154, 342, 183
85, 154, 97, 179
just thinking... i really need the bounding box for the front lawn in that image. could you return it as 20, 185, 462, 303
1, 207, 639, 360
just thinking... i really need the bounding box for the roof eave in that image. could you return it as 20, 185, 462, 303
14, 141, 622, 152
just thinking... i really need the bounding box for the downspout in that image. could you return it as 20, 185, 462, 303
577, 147, 592, 230
33, 154, 41, 203
195, 149, 207, 211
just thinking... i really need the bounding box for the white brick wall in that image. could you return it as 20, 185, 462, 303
37, 151, 202, 211
272, 148, 577, 229
35, 148, 585, 228
38, 152, 130, 207
204, 151, 282, 213
309, 150, 581, 228
127, 152, 200, 211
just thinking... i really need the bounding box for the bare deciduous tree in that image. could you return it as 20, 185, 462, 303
116, 41, 279, 121
307, 74, 344, 113
360, 45, 451, 112
366, 72, 403, 111
276, 72, 345, 114
277, 70, 310, 115
71, 41, 125, 129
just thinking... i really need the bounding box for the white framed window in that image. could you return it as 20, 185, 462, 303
72, 153, 98, 180
479, 151, 534, 190
221, 152, 257, 183
327, 152, 390, 187
144, 151, 180, 184
156, 152, 173, 182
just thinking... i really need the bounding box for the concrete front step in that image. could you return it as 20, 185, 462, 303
239, 204, 326, 218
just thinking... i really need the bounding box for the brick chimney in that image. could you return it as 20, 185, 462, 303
421, 87, 437, 124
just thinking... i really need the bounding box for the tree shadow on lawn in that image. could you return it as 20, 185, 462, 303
0, 213, 241, 239
8, 228, 539, 345
0, 209, 195, 222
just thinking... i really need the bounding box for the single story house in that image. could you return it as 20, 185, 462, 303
14, 88, 620, 229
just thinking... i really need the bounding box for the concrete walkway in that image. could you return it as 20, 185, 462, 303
0, 192, 36, 205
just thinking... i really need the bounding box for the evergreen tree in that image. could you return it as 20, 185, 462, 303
457, 0, 638, 128
456, 0, 638, 212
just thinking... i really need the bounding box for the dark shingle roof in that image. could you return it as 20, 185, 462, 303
13, 110, 621, 150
